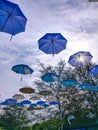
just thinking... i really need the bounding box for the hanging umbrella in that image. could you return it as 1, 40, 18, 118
41, 72, 59, 82
0, 0, 27, 40
67, 115, 75, 125
89, 65, 98, 75
61, 79, 77, 87
39, 90, 52, 96
78, 84, 92, 90
42, 103, 49, 108
91, 86, 98, 91
4, 98, 17, 105
68, 51, 93, 67
89, 0, 98, 2
49, 101, 58, 105
12, 94, 25, 100
38, 33, 67, 56
19, 86, 35, 94
36, 101, 45, 105
29, 96, 40, 101
20, 100, 31, 105
30, 103, 37, 107
12, 64, 34, 81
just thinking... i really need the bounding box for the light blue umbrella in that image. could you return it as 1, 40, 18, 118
68, 51, 93, 67
61, 79, 77, 87
41, 72, 59, 82
38, 33, 67, 56
12, 64, 34, 81
42, 103, 49, 107
30, 103, 37, 107
78, 84, 91, 90
91, 86, 98, 91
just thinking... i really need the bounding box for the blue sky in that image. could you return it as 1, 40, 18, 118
0, 0, 98, 100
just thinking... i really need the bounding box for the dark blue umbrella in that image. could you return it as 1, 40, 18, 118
38, 33, 67, 56
49, 101, 58, 105
12, 64, 34, 81
68, 51, 93, 67
41, 72, 59, 82
0, 0, 27, 40
20, 100, 31, 105
61, 79, 77, 87
4, 98, 17, 105
88, 65, 98, 75
36, 101, 45, 105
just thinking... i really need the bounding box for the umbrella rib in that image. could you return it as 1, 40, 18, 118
1, 6, 17, 32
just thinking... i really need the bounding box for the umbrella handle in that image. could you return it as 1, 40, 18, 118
10, 35, 13, 41
20, 75, 22, 81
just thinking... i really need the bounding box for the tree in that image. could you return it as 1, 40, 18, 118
34, 60, 98, 128
0, 108, 31, 130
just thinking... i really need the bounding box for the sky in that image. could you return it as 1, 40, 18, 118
0, 0, 98, 100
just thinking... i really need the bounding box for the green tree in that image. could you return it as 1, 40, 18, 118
0, 108, 31, 130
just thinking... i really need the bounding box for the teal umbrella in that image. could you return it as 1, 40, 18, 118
61, 79, 77, 87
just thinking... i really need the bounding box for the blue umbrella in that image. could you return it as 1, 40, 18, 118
38, 33, 67, 56
20, 100, 31, 105
16, 103, 24, 107
49, 101, 58, 105
0, 0, 27, 40
36, 101, 45, 105
0, 101, 9, 106
42, 103, 49, 107
68, 51, 93, 67
89, 65, 98, 75
78, 84, 91, 90
30, 103, 37, 107
4, 98, 17, 105
12, 64, 34, 81
61, 79, 77, 87
91, 86, 98, 91
41, 72, 59, 82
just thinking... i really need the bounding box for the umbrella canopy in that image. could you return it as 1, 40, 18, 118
36, 101, 46, 105
19, 86, 35, 94
20, 100, 31, 105
61, 79, 77, 87
30, 103, 37, 107
78, 84, 92, 90
0, 0, 27, 39
91, 86, 98, 91
88, 65, 98, 75
38, 33, 67, 56
12, 94, 25, 100
89, 0, 98, 2
39, 90, 52, 96
4, 98, 17, 105
68, 51, 93, 67
29, 96, 40, 101
12, 64, 34, 81
49, 101, 58, 105
41, 72, 59, 82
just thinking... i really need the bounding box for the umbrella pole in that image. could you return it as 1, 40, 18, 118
20, 75, 22, 81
